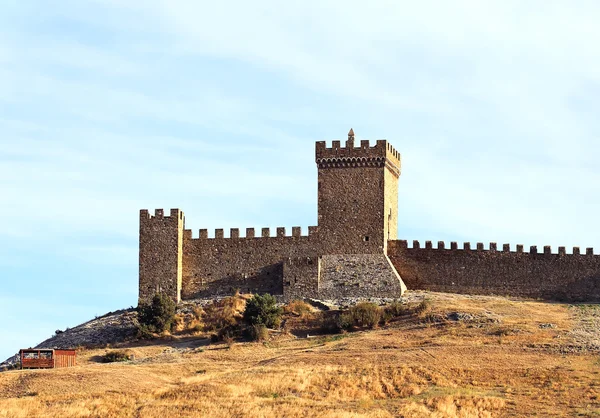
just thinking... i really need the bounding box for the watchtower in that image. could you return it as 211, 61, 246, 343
139, 208, 184, 304
315, 129, 401, 255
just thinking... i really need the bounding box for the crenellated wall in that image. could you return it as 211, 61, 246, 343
181, 226, 321, 299
388, 240, 600, 302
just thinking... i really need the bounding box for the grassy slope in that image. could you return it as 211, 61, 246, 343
1, 292, 599, 418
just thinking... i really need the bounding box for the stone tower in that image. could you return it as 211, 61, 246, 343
139, 208, 184, 303
315, 129, 401, 255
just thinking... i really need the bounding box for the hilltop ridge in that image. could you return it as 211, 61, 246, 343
1, 291, 600, 417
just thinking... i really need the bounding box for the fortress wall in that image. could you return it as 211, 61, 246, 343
318, 254, 406, 300
283, 256, 321, 301
181, 227, 320, 299
388, 240, 600, 301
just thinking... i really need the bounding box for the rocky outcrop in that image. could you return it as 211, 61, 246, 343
33, 309, 138, 350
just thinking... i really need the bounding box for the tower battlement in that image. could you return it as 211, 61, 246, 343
183, 226, 319, 240
315, 129, 401, 176
140, 208, 183, 222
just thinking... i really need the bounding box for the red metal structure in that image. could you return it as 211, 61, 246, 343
20, 349, 77, 369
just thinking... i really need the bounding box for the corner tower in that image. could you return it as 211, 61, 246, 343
315, 129, 401, 255
139, 208, 184, 304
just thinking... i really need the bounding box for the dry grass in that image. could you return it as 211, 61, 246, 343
202, 293, 247, 332
284, 300, 315, 317
1, 291, 600, 417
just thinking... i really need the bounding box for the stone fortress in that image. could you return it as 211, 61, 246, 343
139, 130, 600, 304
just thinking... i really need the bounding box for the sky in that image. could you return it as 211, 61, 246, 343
1, 0, 600, 361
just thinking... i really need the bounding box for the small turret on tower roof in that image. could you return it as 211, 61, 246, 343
346, 128, 355, 147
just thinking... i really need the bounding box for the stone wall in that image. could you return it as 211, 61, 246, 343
181, 227, 320, 299
388, 240, 600, 302
318, 254, 406, 299
283, 256, 321, 301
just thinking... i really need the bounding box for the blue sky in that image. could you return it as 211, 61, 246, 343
1, 0, 600, 360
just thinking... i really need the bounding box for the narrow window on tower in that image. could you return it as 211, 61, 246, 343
364, 236, 370, 242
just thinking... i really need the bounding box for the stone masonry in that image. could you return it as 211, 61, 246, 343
139, 130, 406, 304
139, 130, 600, 304
388, 241, 600, 302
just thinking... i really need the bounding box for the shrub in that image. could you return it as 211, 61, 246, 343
381, 300, 408, 324
380, 309, 394, 325
337, 311, 355, 331
415, 299, 432, 318
243, 294, 283, 328
309, 311, 344, 333
385, 300, 408, 317
136, 324, 155, 340
203, 295, 246, 332
247, 324, 269, 341
102, 350, 133, 363
192, 306, 204, 320
137, 293, 176, 334
217, 323, 243, 342
348, 302, 381, 329
284, 300, 313, 317
171, 314, 186, 332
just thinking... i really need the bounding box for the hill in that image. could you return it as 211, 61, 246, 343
0, 291, 599, 417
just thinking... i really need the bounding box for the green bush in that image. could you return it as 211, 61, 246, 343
137, 293, 176, 334
136, 324, 155, 339
336, 311, 354, 331
243, 294, 283, 328
348, 302, 381, 329
102, 350, 132, 363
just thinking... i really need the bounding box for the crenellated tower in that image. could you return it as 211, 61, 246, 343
315, 129, 401, 254
139, 208, 184, 304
